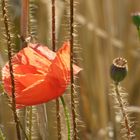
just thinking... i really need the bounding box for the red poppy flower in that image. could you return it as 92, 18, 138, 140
2, 42, 81, 108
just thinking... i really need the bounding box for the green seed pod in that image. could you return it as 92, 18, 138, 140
132, 12, 140, 29
110, 57, 128, 82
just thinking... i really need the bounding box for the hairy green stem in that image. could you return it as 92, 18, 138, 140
70, 0, 77, 139
1, 0, 21, 139
52, 0, 56, 51
21, 0, 29, 48
20, 1, 31, 140
60, 96, 70, 140
51, 0, 61, 139
18, 119, 29, 140
56, 99, 61, 139
138, 27, 140, 40
4, 93, 29, 140
28, 107, 33, 140
114, 82, 132, 140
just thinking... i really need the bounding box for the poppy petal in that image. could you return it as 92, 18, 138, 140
29, 43, 56, 60
2, 41, 82, 107
16, 76, 65, 105
15, 42, 71, 105
16, 74, 45, 89
13, 45, 53, 74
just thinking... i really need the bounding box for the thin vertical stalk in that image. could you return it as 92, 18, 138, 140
137, 27, 140, 40
21, 0, 29, 47
70, 0, 77, 139
18, 120, 29, 140
56, 99, 61, 140
51, 0, 61, 139
1, 0, 21, 140
52, 0, 56, 51
114, 82, 132, 140
28, 107, 33, 140
60, 97, 70, 140
20, 1, 32, 140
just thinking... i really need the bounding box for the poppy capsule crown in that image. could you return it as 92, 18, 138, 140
2, 42, 82, 108
110, 57, 128, 82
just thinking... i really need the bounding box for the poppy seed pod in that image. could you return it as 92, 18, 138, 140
132, 12, 140, 29
110, 57, 128, 82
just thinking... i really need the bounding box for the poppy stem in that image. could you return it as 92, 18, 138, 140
18, 119, 29, 140
70, 0, 78, 139
114, 82, 132, 139
52, 0, 56, 51
20, 1, 32, 140
137, 27, 140, 40
51, 0, 62, 139
4, 93, 29, 140
21, 0, 29, 48
28, 106, 33, 140
1, 0, 21, 140
56, 99, 61, 139
60, 96, 70, 140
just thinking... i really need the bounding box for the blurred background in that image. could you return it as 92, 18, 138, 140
0, 0, 140, 140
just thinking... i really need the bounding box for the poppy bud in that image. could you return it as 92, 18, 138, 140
132, 12, 140, 29
110, 57, 128, 82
